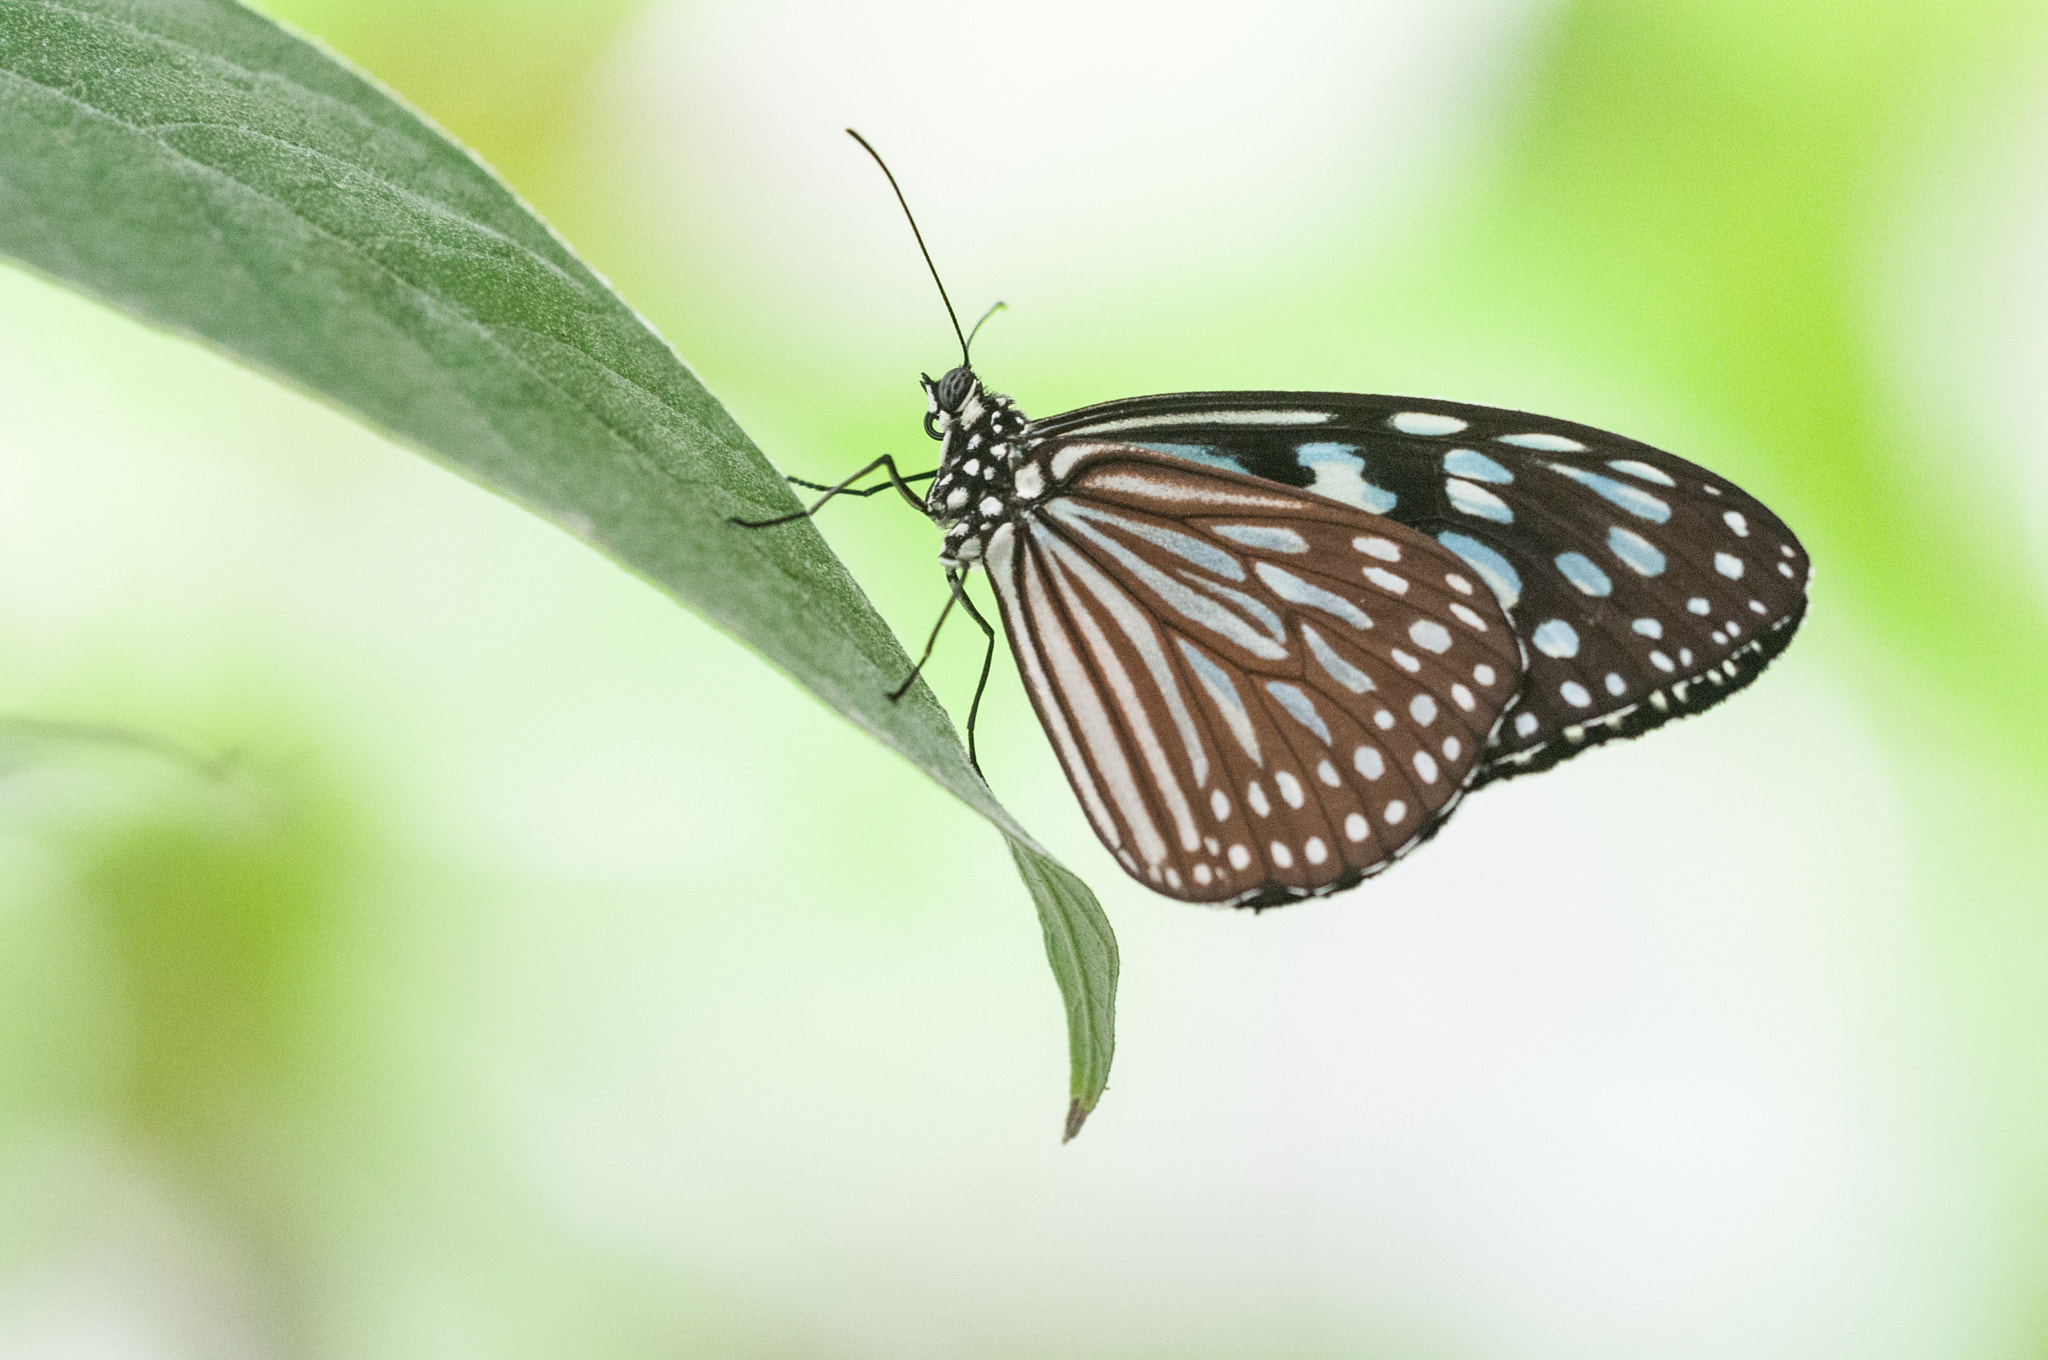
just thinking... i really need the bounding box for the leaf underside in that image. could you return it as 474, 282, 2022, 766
0, 0, 1116, 1135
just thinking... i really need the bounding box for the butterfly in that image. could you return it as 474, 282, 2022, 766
740, 133, 1811, 910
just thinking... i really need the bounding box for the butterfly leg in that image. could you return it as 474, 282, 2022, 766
887, 590, 958, 732
785, 468, 936, 497
883, 570, 996, 776
729, 455, 936, 527
948, 569, 998, 777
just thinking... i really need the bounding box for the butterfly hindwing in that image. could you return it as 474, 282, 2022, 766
1029, 393, 1811, 783
981, 444, 1525, 907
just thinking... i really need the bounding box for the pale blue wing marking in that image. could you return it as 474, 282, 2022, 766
1436, 531, 1522, 610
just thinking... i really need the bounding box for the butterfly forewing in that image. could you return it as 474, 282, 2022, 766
984, 445, 1524, 907
1030, 393, 1811, 783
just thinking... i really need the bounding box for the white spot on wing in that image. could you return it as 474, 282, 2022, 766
1257, 562, 1371, 629
1391, 411, 1468, 436
1178, 639, 1262, 765
1436, 533, 1521, 609
1408, 620, 1453, 653
1446, 478, 1514, 524
1266, 681, 1334, 744
1215, 524, 1310, 553
1533, 619, 1580, 658
1548, 463, 1672, 522
1364, 567, 1409, 594
1302, 624, 1375, 694
1444, 448, 1513, 483
1554, 551, 1613, 597
1354, 535, 1402, 562
1608, 526, 1666, 576
1607, 458, 1676, 486
1500, 432, 1586, 452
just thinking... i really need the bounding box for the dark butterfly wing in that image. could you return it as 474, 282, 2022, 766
1028, 393, 1810, 784
984, 444, 1525, 907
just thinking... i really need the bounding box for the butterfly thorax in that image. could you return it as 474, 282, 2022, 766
921, 367, 1043, 568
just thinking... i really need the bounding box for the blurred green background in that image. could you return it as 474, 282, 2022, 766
4, 0, 2047, 1355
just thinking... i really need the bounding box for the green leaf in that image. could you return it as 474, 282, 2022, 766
0, 0, 1117, 1134
1008, 839, 1119, 1140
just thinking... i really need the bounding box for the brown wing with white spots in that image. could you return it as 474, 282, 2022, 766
1027, 391, 1812, 785
981, 446, 1526, 908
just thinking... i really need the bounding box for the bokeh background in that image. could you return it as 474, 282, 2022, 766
4, 0, 2047, 1355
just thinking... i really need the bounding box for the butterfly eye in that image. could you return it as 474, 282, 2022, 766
937, 365, 976, 410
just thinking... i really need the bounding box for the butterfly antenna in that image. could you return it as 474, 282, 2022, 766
964, 300, 1006, 359
846, 128, 970, 367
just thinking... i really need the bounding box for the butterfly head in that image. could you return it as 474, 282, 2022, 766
922, 365, 983, 439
